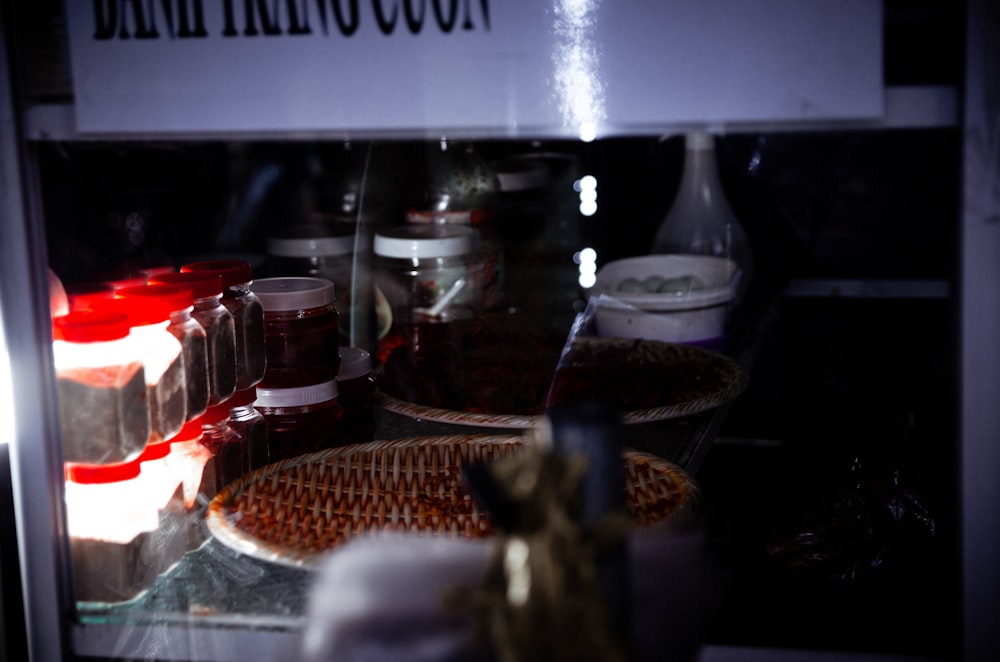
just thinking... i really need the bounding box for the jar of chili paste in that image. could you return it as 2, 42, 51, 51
254, 380, 343, 464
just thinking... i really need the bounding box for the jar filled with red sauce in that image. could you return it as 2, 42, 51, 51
250, 277, 340, 389
227, 387, 269, 472
337, 347, 375, 443
253, 380, 343, 464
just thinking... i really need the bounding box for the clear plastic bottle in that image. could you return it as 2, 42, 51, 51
651, 132, 753, 301
181, 260, 266, 391
166, 416, 217, 550
200, 400, 247, 493
227, 387, 269, 472
51, 310, 150, 464
113, 285, 189, 443
150, 271, 238, 407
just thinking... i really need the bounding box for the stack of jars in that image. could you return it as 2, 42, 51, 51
51, 260, 271, 602
249, 276, 345, 463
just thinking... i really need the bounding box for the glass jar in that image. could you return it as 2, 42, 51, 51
150, 271, 238, 406
113, 285, 190, 442
181, 260, 266, 391
337, 347, 375, 443
254, 380, 343, 464
64, 455, 185, 604
227, 387, 269, 472
51, 311, 151, 464
251, 277, 341, 389
200, 400, 246, 493
266, 229, 357, 346
373, 224, 482, 364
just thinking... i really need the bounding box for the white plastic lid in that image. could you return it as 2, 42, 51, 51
251, 277, 336, 311
337, 347, 372, 381
266, 234, 356, 258
374, 225, 479, 259
254, 379, 339, 407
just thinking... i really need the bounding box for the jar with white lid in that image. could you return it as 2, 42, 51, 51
113, 285, 190, 442
254, 380, 343, 464
373, 224, 482, 364
251, 277, 341, 389
150, 271, 238, 406
181, 260, 266, 391
337, 347, 374, 443
51, 310, 150, 464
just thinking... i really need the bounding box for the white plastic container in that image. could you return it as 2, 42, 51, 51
589, 254, 737, 349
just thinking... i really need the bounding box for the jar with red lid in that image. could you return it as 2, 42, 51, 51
150, 271, 238, 406
337, 346, 375, 443
181, 260, 266, 391
227, 387, 269, 472
200, 400, 247, 492
253, 380, 343, 463
64, 455, 185, 603
250, 277, 340, 389
113, 285, 190, 442
51, 310, 150, 464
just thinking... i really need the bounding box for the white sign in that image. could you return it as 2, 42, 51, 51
64, 0, 882, 138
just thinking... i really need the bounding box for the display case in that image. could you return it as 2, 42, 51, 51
2, 1, 998, 661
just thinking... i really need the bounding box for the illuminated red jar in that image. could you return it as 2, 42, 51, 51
51, 310, 150, 464
113, 285, 191, 442
64, 456, 185, 604
250, 277, 341, 389
181, 260, 266, 391
150, 271, 238, 406
253, 380, 343, 464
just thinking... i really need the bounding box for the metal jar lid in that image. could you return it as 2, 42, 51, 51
251, 277, 336, 311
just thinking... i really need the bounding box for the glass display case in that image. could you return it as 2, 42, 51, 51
2, 1, 997, 661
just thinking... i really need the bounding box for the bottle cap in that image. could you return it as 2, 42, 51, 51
52, 310, 131, 343
251, 277, 336, 311
181, 260, 254, 288
374, 225, 479, 259
65, 282, 116, 312
65, 457, 142, 484
266, 234, 355, 258
114, 283, 194, 325
150, 271, 224, 300
255, 380, 339, 408
337, 347, 372, 382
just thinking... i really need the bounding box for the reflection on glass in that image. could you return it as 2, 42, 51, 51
1, 306, 13, 446
552, 0, 606, 141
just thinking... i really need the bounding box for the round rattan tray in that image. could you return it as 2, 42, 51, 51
205, 435, 700, 569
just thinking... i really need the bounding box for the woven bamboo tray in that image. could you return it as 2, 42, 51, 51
205, 435, 700, 569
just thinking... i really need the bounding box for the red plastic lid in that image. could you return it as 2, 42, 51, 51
173, 416, 206, 442
228, 387, 257, 408
65, 457, 142, 484
65, 282, 116, 312
203, 399, 233, 425
137, 440, 171, 462
114, 283, 193, 325
181, 260, 253, 288
149, 271, 224, 299
52, 310, 131, 343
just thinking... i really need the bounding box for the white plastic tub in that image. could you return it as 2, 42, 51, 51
589, 254, 738, 348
